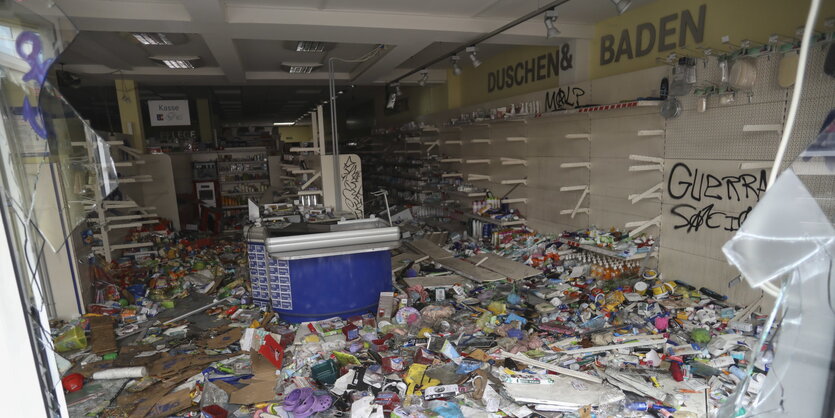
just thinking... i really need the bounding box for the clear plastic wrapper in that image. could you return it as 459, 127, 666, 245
720, 117, 835, 417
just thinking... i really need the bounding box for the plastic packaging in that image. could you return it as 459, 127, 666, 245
54, 326, 87, 352
92, 366, 148, 379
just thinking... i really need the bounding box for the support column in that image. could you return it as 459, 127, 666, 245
196, 98, 213, 144
114, 79, 145, 151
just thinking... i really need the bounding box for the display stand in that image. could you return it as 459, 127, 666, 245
75, 131, 159, 262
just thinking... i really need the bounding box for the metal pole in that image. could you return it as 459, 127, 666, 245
328, 58, 342, 213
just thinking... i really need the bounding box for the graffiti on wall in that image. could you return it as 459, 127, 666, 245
666, 162, 767, 233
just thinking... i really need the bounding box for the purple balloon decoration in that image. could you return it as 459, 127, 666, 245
16, 31, 53, 86
22, 96, 48, 139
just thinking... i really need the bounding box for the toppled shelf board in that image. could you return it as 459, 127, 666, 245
471, 253, 541, 281
407, 238, 505, 282
405, 238, 455, 260
392, 252, 429, 273
435, 257, 505, 283
498, 351, 602, 383
404, 274, 472, 288
503, 375, 624, 408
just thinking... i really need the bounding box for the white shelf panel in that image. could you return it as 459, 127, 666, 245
560, 162, 591, 169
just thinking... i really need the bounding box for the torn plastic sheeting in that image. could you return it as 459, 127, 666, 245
722, 170, 835, 288
558, 338, 668, 356
497, 351, 602, 383
502, 374, 624, 408
601, 369, 670, 401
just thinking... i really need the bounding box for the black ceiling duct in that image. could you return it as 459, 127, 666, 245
56, 70, 82, 89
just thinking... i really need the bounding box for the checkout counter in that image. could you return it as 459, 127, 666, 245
245, 218, 400, 323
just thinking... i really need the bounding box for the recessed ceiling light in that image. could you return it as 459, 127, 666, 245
273, 122, 295, 126
296, 41, 326, 52
288, 66, 315, 74
282, 62, 323, 74
132, 32, 173, 45
149, 55, 200, 69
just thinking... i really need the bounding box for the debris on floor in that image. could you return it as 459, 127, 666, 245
52, 223, 770, 417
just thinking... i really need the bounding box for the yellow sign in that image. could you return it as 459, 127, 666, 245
592, 0, 835, 79
459, 45, 562, 107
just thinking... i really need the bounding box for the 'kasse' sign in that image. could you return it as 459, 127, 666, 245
148, 100, 191, 126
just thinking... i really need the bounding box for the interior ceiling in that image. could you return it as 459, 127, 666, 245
54, 0, 654, 86
52, 0, 652, 122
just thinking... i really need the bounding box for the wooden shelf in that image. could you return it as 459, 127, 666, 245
447, 190, 487, 198
221, 179, 270, 184
466, 213, 527, 226
556, 237, 653, 261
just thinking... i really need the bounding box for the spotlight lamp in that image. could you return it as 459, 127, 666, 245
544, 9, 560, 38
451, 55, 462, 76
466, 46, 481, 68
610, 0, 631, 15
418, 70, 429, 86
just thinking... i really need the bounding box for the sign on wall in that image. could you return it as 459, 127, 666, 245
599, 4, 706, 67
148, 100, 191, 126
487, 43, 573, 93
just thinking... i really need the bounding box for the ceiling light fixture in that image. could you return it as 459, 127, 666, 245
282, 62, 323, 74
273, 122, 295, 126
393, 83, 402, 97
466, 46, 481, 68
451, 55, 462, 76
386, 92, 397, 109
610, 0, 631, 15
418, 71, 429, 86
544, 9, 560, 38
132, 32, 173, 45
296, 41, 326, 52
149, 55, 199, 69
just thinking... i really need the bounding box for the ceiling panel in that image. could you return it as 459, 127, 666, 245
229, 0, 494, 16
59, 31, 218, 69
234, 39, 381, 72
397, 42, 517, 69
476, 0, 657, 22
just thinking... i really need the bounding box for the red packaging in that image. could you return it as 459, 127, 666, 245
373, 392, 401, 414
669, 362, 684, 382
342, 324, 359, 340
413, 347, 436, 365
382, 356, 405, 373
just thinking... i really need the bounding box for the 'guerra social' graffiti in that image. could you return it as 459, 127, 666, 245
666, 162, 767, 233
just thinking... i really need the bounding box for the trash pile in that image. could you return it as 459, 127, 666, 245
51, 224, 770, 418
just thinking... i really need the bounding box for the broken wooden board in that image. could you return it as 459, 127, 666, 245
89, 316, 118, 355
471, 253, 542, 281
435, 257, 505, 283
425, 231, 448, 245
392, 252, 429, 273
404, 275, 472, 288
405, 239, 454, 260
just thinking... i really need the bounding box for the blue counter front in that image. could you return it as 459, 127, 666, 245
248, 241, 394, 323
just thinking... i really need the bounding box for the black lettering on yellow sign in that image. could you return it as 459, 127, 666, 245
600, 4, 706, 66
487, 44, 572, 93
